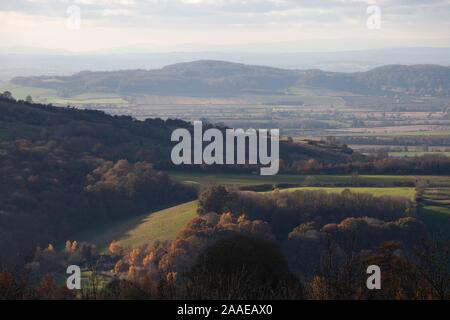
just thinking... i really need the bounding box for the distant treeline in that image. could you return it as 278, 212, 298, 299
338, 135, 450, 147
283, 153, 450, 175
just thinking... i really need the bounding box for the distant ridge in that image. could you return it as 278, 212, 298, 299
11, 61, 450, 98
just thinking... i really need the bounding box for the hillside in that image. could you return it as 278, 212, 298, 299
0, 95, 357, 167
73, 201, 198, 252
11, 61, 450, 98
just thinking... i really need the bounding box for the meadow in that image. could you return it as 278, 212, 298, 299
169, 172, 449, 187
389, 151, 450, 158
72, 201, 198, 252
0, 83, 128, 105
279, 186, 416, 200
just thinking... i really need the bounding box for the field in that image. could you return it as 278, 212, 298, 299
72, 201, 198, 252
279, 187, 416, 200
340, 130, 450, 137
389, 151, 450, 158
418, 205, 450, 237
0, 83, 57, 100
48, 93, 128, 105
0, 83, 128, 105
169, 172, 449, 187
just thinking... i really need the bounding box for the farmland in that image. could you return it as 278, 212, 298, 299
169, 172, 449, 188
279, 186, 416, 200
3, 78, 450, 160
389, 151, 450, 158
0, 83, 128, 106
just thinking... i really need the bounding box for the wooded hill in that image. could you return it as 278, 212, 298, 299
12, 61, 450, 97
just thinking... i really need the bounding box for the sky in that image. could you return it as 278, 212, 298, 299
0, 0, 450, 53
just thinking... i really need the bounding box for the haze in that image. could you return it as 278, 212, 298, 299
0, 0, 449, 53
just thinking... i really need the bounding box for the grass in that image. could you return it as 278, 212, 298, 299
332, 129, 450, 137
0, 83, 57, 100
49, 93, 128, 105
0, 83, 128, 105
279, 187, 416, 200
418, 205, 450, 238
285, 87, 346, 106
389, 151, 450, 158
72, 201, 198, 252
169, 172, 449, 187
418, 186, 450, 236
0, 120, 43, 139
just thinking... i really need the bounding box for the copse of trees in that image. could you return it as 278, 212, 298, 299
285, 216, 427, 275
85, 160, 193, 220
197, 187, 415, 237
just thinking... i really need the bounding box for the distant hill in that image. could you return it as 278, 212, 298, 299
11, 61, 299, 97
11, 61, 450, 98
2, 47, 450, 81
294, 64, 450, 96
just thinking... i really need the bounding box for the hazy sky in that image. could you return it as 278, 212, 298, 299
1, 0, 449, 53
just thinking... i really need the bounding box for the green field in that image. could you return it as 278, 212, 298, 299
285, 87, 346, 106
0, 83, 128, 105
331, 129, 450, 137
418, 205, 450, 237
72, 201, 198, 252
169, 172, 449, 188
280, 187, 416, 200
49, 93, 128, 105
0, 83, 57, 100
389, 151, 450, 158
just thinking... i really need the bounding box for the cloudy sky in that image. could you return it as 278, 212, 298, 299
0, 0, 449, 52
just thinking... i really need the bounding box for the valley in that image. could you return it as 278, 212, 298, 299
3, 61, 450, 160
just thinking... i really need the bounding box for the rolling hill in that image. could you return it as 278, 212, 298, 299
10, 61, 450, 98
72, 201, 198, 252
